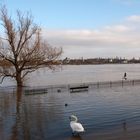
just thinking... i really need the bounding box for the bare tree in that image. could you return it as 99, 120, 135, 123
0, 6, 62, 87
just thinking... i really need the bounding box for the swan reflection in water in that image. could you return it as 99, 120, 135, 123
69, 135, 83, 140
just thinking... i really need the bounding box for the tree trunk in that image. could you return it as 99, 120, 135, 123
16, 72, 23, 87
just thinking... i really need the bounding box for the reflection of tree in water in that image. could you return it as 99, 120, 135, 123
10, 87, 25, 140
69, 135, 84, 140
12, 90, 66, 139
1, 87, 32, 140
0, 88, 67, 140
0, 89, 16, 140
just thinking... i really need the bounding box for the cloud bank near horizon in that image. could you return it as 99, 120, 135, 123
42, 15, 140, 59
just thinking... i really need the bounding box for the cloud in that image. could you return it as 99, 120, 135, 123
42, 15, 140, 58
104, 25, 132, 32
126, 15, 140, 22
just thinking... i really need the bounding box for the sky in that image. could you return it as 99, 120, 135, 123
1, 0, 140, 59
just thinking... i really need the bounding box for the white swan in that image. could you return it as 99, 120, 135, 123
69, 115, 84, 134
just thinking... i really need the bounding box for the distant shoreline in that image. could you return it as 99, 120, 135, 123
62, 57, 140, 65
62, 63, 140, 65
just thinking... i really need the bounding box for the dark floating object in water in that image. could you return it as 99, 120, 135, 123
57, 89, 61, 92
65, 103, 68, 107
24, 88, 48, 95
69, 85, 88, 93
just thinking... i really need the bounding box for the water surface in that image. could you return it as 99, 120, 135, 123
1, 64, 140, 87
1, 84, 140, 140
1, 64, 140, 140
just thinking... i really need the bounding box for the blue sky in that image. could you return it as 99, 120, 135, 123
1, 0, 140, 58
2, 0, 140, 29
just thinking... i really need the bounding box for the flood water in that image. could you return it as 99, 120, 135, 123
1, 64, 140, 87
1, 84, 140, 140
1, 64, 140, 140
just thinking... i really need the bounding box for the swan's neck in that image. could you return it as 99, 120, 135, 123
74, 118, 78, 122
72, 117, 78, 122
70, 115, 78, 122
71, 120, 77, 123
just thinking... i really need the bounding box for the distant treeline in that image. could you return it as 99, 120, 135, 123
1, 57, 140, 66
61, 57, 140, 65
